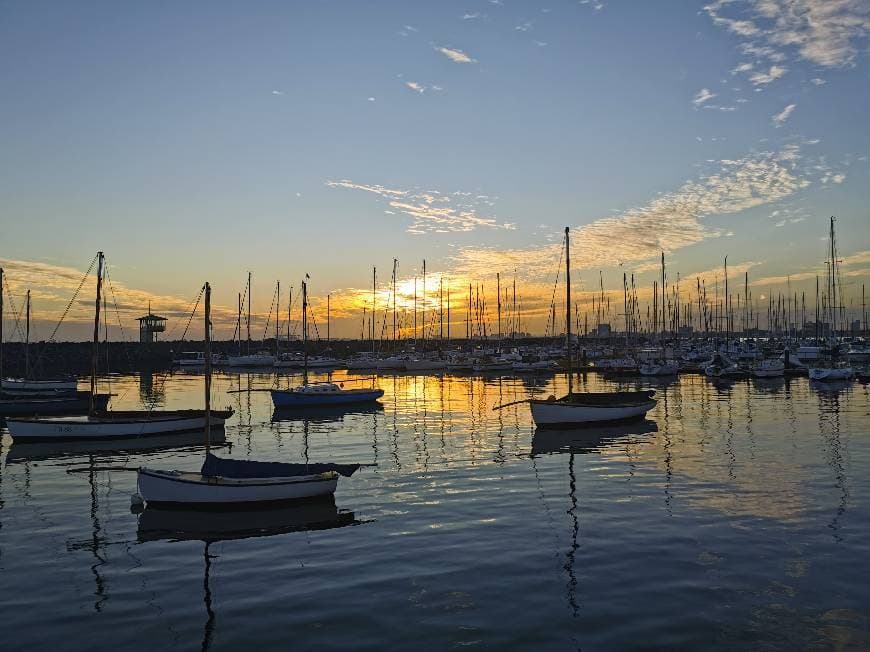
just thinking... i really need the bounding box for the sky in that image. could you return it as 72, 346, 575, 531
1, 0, 869, 341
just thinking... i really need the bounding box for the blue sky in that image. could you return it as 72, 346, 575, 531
1, 1, 868, 338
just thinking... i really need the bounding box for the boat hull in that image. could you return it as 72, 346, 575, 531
137, 468, 338, 507
1, 378, 78, 394
0, 392, 110, 416
270, 388, 384, 407
5, 410, 232, 442
808, 367, 854, 381
227, 355, 276, 367
530, 399, 656, 428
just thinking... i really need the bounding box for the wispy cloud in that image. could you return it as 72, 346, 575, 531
706, 1, 870, 69
435, 46, 475, 63
772, 103, 796, 126
451, 147, 814, 279
325, 181, 516, 234
749, 64, 788, 85
405, 81, 426, 93
692, 88, 718, 106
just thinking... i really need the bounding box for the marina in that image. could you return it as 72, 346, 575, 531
1, 369, 868, 649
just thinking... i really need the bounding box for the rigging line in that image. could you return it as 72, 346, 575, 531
261, 282, 278, 341
179, 286, 205, 342
44, 252, 99, 345
103, 266, 130, 343
545, 244, 565, 338
2, 274, 27, 342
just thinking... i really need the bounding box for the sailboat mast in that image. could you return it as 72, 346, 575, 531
565, 227, 573, 395
0, 267, 4, 384
392, 258, 397, 346
327, 293, 331, 344
246, 271, 251, 353
446, 281, 451, 345
497, 272, 502, 347
371, 267, 376, 355
204, 281, 212, 454
90, 252, 104, 414
422, 259, 426, 349
276, 281, 280, 355
830, 216, 837, 338
25, 290, 30, 379
302, 279, 308, 385
661, 251, 666, 343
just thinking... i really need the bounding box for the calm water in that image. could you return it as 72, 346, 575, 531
1, 370, 869, 651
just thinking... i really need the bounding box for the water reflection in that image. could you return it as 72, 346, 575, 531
0, 369, 867, 650
531, 420, 658, 456
137, 497, 359, 543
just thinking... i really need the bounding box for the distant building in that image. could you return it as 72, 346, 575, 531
137, 308, 167, 343
595, 323, 611, 337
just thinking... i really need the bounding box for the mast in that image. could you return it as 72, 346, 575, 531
829, 216, 837, 340
496, 272, 502, 348
246, 271, 251, 353
392, 258, 397, 346
287, 286, 292, 342
276, 281, 280, 355
302, 279, 308, 385
565, 227, 573, 395
25, 290, 31, 379
422, 259, 426, 349
204, 281, 212, 454
467, 283, 471, 341
371, 267, 376, 356
90, 252, 104, 414
724, 257, 729, 347
327, 293, 331, 344
439, 275, 443, 342
0, 267, 4, 384
413, 276, 417, 346
237, 293, 242, 355
446, 281, 451, 345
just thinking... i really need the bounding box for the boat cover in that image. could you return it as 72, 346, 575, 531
201, 454, 361, 478
560, 390, 655, 406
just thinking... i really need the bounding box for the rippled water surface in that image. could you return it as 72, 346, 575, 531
1, 370, 869, 650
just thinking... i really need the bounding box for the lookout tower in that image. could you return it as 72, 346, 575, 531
137, 303, 167, 343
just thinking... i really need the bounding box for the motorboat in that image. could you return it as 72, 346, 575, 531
753, 358, 785, 378
174, 351, 225, 367
227, 352, 276, 367
638, 360, 679, 376
808, 362, 854, 381
1, 377, 78, 396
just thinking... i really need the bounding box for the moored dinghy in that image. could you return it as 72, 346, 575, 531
529, 390, 657, 427
4, 257, 233, 441
138, 454, 361, 507
497, 227, 657, 428
136, 280, 365, 509
270, 279, 384, 408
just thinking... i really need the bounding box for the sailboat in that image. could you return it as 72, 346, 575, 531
270, 279, 384, 408
808, 218, 854, 382
5, 254, 233, 441
227, 272, 276, 367
0, 267, 109, 415
524, 228, 657, 427
137, 281, 362, 507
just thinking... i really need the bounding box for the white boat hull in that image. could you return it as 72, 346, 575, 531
227, 354, 276, 367
5, 411, 231, 442
530, 400, 656, 427
808, 367, 854, 381
2, 378, 78, 395
137, 468, 338, 506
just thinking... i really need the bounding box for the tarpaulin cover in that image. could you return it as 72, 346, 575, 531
202, 454, 360, 478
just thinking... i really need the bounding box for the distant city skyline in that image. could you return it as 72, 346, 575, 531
1, 1, 868, 340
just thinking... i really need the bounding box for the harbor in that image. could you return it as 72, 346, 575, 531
3, 0, 870, 648
1, 369, 869, 649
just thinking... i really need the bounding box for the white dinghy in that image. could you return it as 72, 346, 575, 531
4, 256, 233, 442
495, 227, 657, 428
136, 281, 364, 509
138, 454, 360, 507
529, 391, 657, 428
